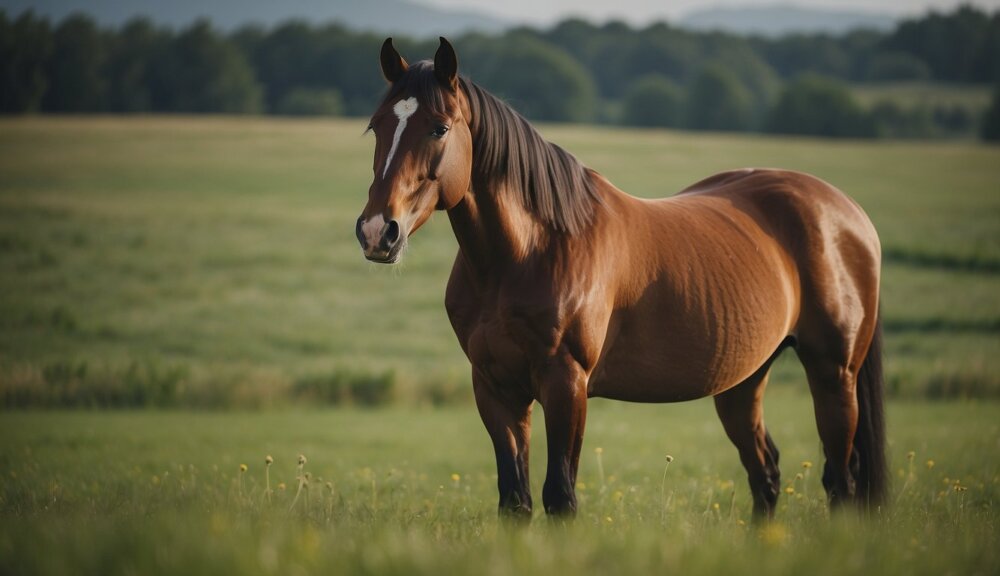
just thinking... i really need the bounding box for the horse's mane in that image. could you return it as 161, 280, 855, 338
382, 61, 600, 235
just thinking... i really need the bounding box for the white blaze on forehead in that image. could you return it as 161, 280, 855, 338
383, 97, 419, 179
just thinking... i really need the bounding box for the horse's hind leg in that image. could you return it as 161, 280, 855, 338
798, 345, 861, 508
714, 364, 781, 521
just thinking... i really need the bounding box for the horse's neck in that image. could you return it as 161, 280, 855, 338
446, 177, 547, 277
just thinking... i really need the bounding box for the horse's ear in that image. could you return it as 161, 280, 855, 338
434, 37, 458, 90
380, 37, 408, 84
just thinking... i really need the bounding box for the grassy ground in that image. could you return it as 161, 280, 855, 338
0, 117, 998, 574
850, 82, 993, 112
0, 117, 998, 404
1, 392, 997, 575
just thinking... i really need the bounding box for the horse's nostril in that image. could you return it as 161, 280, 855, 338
356, 217, 367, 249
385, 220, 401, 246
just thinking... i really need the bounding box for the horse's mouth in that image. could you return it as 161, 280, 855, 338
364, 243, 405, 264
365, 253, 401, 264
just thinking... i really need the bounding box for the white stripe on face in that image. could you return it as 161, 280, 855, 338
383, 97, 419, 179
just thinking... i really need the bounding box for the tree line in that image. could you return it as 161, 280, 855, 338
2, 5, 999, 140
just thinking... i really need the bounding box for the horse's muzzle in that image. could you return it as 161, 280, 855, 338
357, 216, 403, 263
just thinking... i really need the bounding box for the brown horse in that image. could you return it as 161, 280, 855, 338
356, 38, 886, 521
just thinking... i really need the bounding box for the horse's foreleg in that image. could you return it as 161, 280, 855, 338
473, 369, 534, 521
714, 367, 781, 521
536, 355, 588, 517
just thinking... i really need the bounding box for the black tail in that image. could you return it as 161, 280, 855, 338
854, 313, 888, 509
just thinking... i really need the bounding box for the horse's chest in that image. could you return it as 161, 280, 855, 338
465, 317, 531, 384
450, 290, 549, 386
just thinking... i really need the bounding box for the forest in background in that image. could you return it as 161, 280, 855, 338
2, 4, 1000, 139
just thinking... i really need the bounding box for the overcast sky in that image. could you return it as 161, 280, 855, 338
418, 0, 1000, 26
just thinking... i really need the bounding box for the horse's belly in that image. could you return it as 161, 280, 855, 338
586, 298, 791, 402
587, 352, 730, 402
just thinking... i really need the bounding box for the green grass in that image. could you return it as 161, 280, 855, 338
1, 393, 997, 575
850, 82, 993, 112
0, 117, 998, 573
1, 117, 997, 403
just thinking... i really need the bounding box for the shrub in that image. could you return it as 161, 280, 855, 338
621, 74, 684, 128
275, 88, 344, 116
981, 84, 1000, 142
767, 74, 875, 138
685, 64, 753, 132
476, 36, 598, 123
870, 100, 935, 138
865, 51, 932, 81
292, 369, 395, 407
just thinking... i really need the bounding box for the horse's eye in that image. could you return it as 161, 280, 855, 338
431, 124, 449, 139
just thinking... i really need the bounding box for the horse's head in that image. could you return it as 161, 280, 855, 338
356, 37, 472, 263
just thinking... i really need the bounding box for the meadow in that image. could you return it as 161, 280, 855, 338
1, 117, 998, 404
1, 396, 997, 575
850, 81, 993, 114
0, 117, 998, 574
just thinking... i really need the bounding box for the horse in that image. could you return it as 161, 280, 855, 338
355, 37, 886, 521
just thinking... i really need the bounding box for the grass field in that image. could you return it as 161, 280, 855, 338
0, 117, 997, 403
0, 117, 999, 574
850, 82, 993, 113
1, 394, 998, 575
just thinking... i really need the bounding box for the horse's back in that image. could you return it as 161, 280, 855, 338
676, 168, 880, 276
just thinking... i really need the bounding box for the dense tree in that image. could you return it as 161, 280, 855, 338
685, 64, 753, 131
621, 74, 683, 127
767, 74, 875, 138
701, 38, 781, 124
882, 5, 995, 82
975, 13, 1000, 82
43, 14, 107, 112
475, 35, 597, 122
245, 21, 321, 111
149, 20, 261, 113
105, 19, 168, 112
864, 51, 931, 81
1, 4, 998, 138
0, 11, 52, 113
982, 85, 1000, 141
314, 27, 386, 116
752, 34, 852, 79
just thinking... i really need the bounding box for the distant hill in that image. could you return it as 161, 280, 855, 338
0, 0, 511, 36
680, 4, 897, 37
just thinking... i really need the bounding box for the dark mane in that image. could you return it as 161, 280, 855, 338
382, 61, 601, 235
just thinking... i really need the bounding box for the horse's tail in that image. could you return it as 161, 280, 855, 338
854, 311, 888, 509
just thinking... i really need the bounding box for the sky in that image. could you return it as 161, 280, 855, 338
418, 0, 1000, 26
